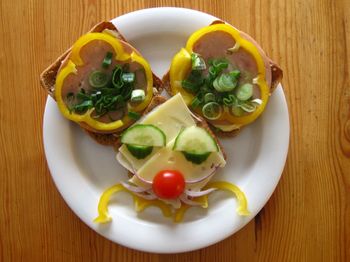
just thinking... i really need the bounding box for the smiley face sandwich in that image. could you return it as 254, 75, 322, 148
163, 21, 283, 135
40, 22, 162, 146
94, 94, 250, 223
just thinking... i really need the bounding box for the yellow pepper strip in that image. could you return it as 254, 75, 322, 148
173, 195, 209, 222
94, 183, 172, 224
55, 32, 154, 131
169, 48, 193, 104
170, 23, 270, 126
133, 196, 172, 217
205, 181, 250, 216
70, 32, 130, 65
174, 204, 190, 223
94, 183, 126, 223
127, 52, 154, 112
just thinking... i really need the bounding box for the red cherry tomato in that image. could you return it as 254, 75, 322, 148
152, 170, 185, 199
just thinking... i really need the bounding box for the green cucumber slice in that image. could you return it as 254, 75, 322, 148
182, 152, 211, 164
173, 126, 218, 154
126, 144, 153, 159
121, 124, 166, 146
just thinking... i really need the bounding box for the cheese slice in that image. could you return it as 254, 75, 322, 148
117, 93, 226, 190
135, 139, 225, 182
117, 93, 196, 170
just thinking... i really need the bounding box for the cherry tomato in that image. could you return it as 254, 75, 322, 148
152, 170, 185, 199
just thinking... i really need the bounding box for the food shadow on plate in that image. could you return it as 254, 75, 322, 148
70, 125, 128, 190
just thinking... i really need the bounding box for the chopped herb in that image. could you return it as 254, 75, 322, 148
191, 53, 206, 70
128, 111, 141, 120
102, 52, 113, 68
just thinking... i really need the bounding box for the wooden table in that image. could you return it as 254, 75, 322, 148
1, 0, 349, 261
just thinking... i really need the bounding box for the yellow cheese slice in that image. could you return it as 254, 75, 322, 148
117, 93, 195, 170
136, 139, 225, 182
117, 93, 226, 188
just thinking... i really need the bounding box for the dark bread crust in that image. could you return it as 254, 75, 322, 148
162, 20, 283, 137
39, 21, 163, 146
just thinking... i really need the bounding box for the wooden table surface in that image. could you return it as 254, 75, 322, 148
1, 0, 350, 261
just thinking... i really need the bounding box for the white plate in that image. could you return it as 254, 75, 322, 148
43, 7, 289, 253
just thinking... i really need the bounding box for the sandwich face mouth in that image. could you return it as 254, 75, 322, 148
55, 32, 154, 132
168, 22, 275, 131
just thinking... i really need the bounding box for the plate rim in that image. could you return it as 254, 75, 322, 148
43, 7, 289, 253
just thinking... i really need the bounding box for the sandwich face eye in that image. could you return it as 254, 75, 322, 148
55, 32, 154, 132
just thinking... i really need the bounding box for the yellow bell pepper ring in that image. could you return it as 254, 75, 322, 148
169, 23, 270, 127
55, 32, 154, 132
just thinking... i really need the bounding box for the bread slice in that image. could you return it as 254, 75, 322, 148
162, 20, 283, 137
40, 21, 163, 146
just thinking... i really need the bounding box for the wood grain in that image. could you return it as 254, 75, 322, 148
1, 0, 349, 261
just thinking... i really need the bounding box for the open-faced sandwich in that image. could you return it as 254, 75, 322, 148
94, 94, 249, 223
40, 22, 162, 146
163, 21, 283, 135
41, 19, 282, 223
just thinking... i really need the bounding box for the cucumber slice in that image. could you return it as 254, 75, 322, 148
173, 126, 218, 154
182, 152, 211, 164
126, 144, 153, 159
121, 124, 166, 146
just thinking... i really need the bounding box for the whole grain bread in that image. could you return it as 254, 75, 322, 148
39, 21, 163, 146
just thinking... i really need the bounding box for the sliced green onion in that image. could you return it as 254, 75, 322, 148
251, 98, 263, 105
240, 102, 257, 113
74, 100, 93, 113
121, 86, 133, 100
122, 72, 135, 83
128, 111, 141, 120
223, 94, 238, 106
231, 106, 244, 116
229, 70, 240, 79
191, 53, 206, 70
89, 71, 109, 88
236, 83, 253, 101
130, 89, 145, 102
112, 66, 124, 89
182, 79, 200, 93
191, 97, 201, 108
204, 93, 216, 103
213, 73, 237, 92
202, 102, 222, 120
102, 52, 113, 68
212, 59, 229, 70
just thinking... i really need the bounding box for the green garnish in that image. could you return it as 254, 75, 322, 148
102, 52, 113, 68
112, 65, 124, 89
191, 97, 201, 108
191, 53, 206, 70
222, 94, 238, 106
89, 71, 109, 88
131, 89, 145, 102
181, 70, 203, 93
213, 73, 237, 92
240, 102, 257, 113
128, 111, 141, 120
204, 93, 216, 103
122, 72, 135, 83
202, 102, 222, 120
236, 83, 253, 101
68, 63, 140, 119
183, 54, 260, 120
